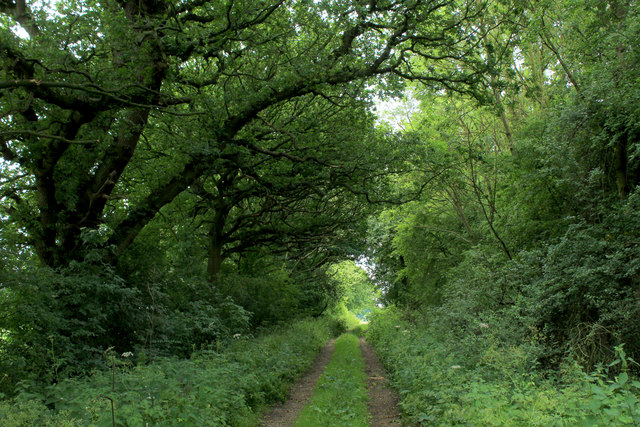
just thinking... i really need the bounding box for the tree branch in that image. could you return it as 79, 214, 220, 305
0, 130, 99, 145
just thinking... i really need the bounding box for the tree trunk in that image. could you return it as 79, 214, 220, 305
446, 187, 478, 245
615, 138, 629, 199
207, 233, 223, 281
611, 0, 630, 199
207, 202, 231, 282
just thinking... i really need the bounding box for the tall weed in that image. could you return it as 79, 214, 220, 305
368, 308, 640, 426
0, 316, 337, 426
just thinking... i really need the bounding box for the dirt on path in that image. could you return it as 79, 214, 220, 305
261, 338, 336, 427
360, 337, 401, 426
260, 335, 401, 426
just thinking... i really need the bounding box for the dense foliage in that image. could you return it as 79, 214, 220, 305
0, 315, 344, 426
367, 0, 640, 370
368, 308, 640, 425
360, 0, 640, 423
0, 0, 485, 397
2, 0, 640, 423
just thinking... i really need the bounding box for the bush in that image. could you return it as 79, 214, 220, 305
218, 271, 302, 327
367, 308, 640, 426
425, 191, 640, 370
0, 263, 142, 396
152, 296, 251, 358
0, 266, 255, 395
329, 303, 362, 332
0, 316, 336, 426
491, 192, 640, 369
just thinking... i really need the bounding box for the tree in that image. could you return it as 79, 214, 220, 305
326, 260, 378, 318
1, 0, 487, 269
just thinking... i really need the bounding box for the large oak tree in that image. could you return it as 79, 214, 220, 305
1, 0, 484, 268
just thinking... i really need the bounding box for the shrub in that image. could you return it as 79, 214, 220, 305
367, 308, 640, 426
218, 271, 302, 327
0, 266, 253, 395
0, 263, 142, 396
0, 316, 336, 426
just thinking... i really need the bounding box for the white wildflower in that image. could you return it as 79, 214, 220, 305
121, 351, 134, 358
450, 365, 462, 370
233, 333, 242, 339
479, 322, 489, 329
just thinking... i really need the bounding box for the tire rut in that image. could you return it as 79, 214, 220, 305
261, 338, 336, 427
360, 337, 401, 426
260, 335, 401, 426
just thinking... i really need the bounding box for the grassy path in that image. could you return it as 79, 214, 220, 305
261, 331, 401, 427
295, 333, 370, 426
261, 339, 337, 427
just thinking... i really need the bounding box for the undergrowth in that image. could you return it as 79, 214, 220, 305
0, 316, 343, 426
330, 303, 362, 331
295, 333, 368, 427
351, 323, 369, 337
367, 308, 640, 426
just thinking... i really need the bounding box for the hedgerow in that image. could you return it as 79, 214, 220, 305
367, 307, 640, 426
0, 316, 341, 426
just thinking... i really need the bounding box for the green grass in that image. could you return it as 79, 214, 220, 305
0, 316, 340, 426
295, 333, 369, 427
367, 308, 640, 426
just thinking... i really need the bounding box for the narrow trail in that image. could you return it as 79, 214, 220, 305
360, 337, 401, 426
260, 335, 401, 426
261, 338, 336, 427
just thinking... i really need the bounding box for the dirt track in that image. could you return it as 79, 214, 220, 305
360, 337, 401, 426
261, 339, 336, 427
261, 335, 401, 426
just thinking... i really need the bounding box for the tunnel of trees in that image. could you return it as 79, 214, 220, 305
1, 0, 640, 399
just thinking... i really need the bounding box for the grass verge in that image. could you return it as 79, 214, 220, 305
0, 316, 341, 426
295, 333, 369, 427
367, 307, 640, 426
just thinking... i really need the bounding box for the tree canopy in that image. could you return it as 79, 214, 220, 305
2, 0, 640, 401
0, 0, 485, 270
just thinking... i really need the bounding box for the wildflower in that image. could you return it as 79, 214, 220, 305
233, 333, 242, 339
121, 351, 134, 358
479, 322, 489, 329
450, 365, 462, 369
395, 325, 401, 329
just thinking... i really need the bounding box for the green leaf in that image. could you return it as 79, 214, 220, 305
617, 372, 629, 387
